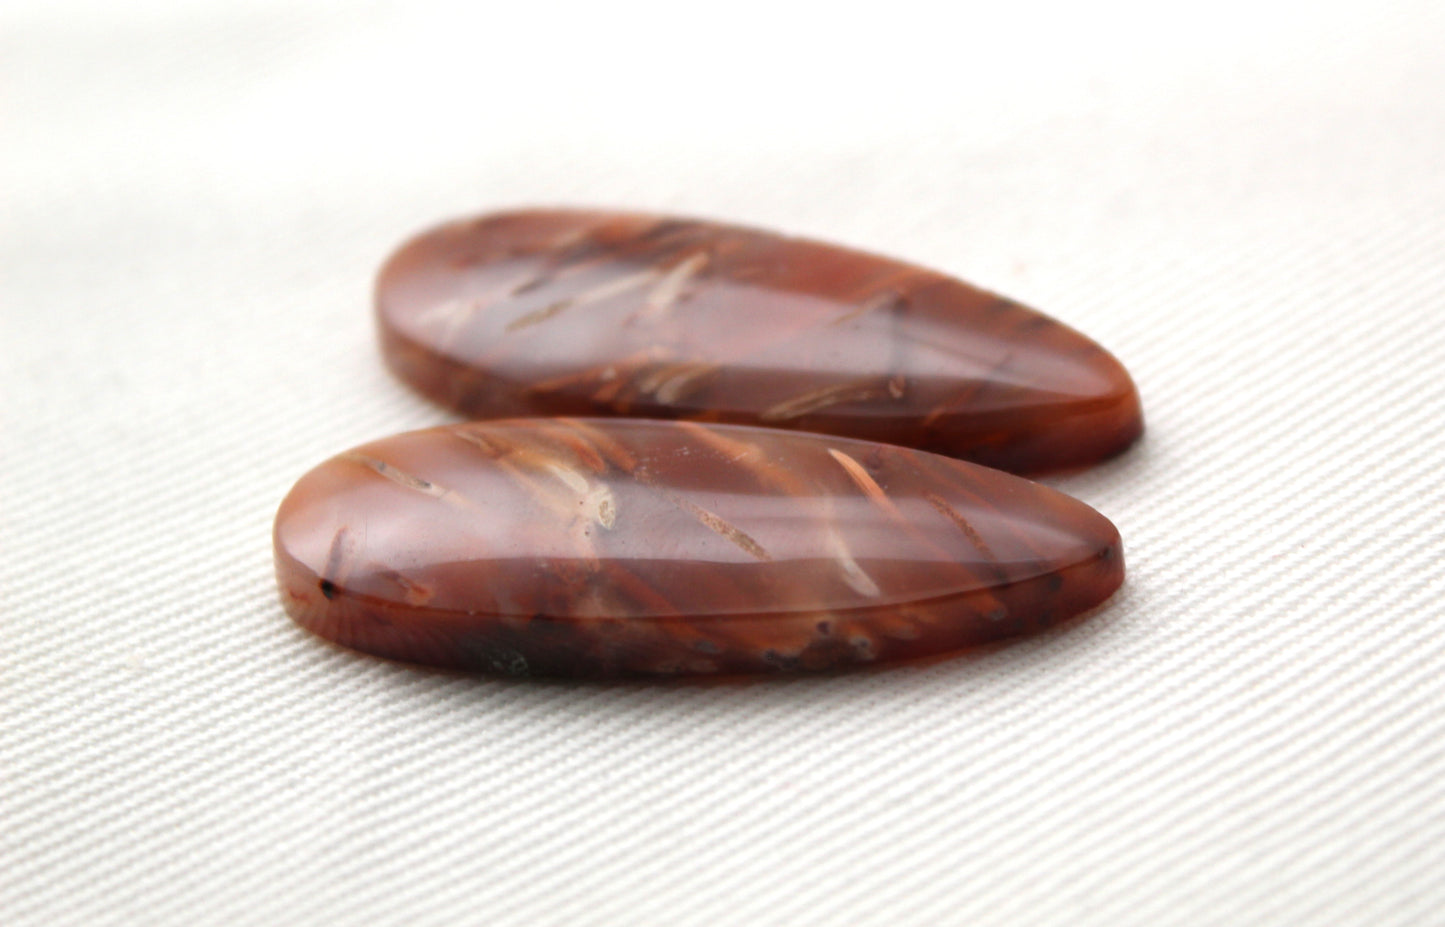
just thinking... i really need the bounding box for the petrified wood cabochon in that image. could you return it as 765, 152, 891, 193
274, 419, 1124, 678
377, 210, 1143, 475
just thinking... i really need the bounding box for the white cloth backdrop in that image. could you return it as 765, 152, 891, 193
4, 1, 1444, 924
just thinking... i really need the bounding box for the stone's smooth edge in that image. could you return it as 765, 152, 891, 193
275, 549, 1120, 678
375, 209, 1144, 475
273, 418, 1125, 679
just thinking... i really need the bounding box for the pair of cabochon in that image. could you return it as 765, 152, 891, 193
274, 209, 1143, 678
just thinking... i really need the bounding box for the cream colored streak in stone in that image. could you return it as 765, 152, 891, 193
825, 525, 882, 598
827, 448, 906, 523
527, 346, 673, 396
530, 421, 610, 474
760, 375, 905, 422
450, 432, 593, 528
415, 296, 487, 348
826, 448, 960, 571
674, 420, 763, 464
503, 300, 569, 332
417, 263, 548, 340
635, 251, 708, 321
341, 453, 485, 514
557, 418, 640, 471
465, 438, 614, 565
501, 437, 616, 534
543, 461, 590, 495
638, 361, 719, 404
494, 442, 616, 534
414, 296, 479, 329
451, 428, 502, 458
546, 223, 593, 250
506, 267, 661, 332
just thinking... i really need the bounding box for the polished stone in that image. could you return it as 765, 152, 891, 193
376, 209, 1142, 474
273, 418, 1124, 677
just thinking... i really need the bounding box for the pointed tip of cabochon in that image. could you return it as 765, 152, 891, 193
963, 345, 1144, 476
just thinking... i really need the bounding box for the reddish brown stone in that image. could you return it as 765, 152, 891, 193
376, 209, 1142, 474
273, 418, 1124, 678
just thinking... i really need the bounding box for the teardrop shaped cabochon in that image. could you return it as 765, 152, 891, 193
377, 210, 1143, 475
274, 419, 1124, 677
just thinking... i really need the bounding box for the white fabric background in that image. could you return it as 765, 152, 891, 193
4, 1, 1444, 924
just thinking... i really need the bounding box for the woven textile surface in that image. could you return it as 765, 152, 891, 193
4, 1, 1444, 924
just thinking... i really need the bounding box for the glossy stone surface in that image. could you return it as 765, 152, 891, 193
377, 209, 1142, 474
274, 419, 1124, 678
